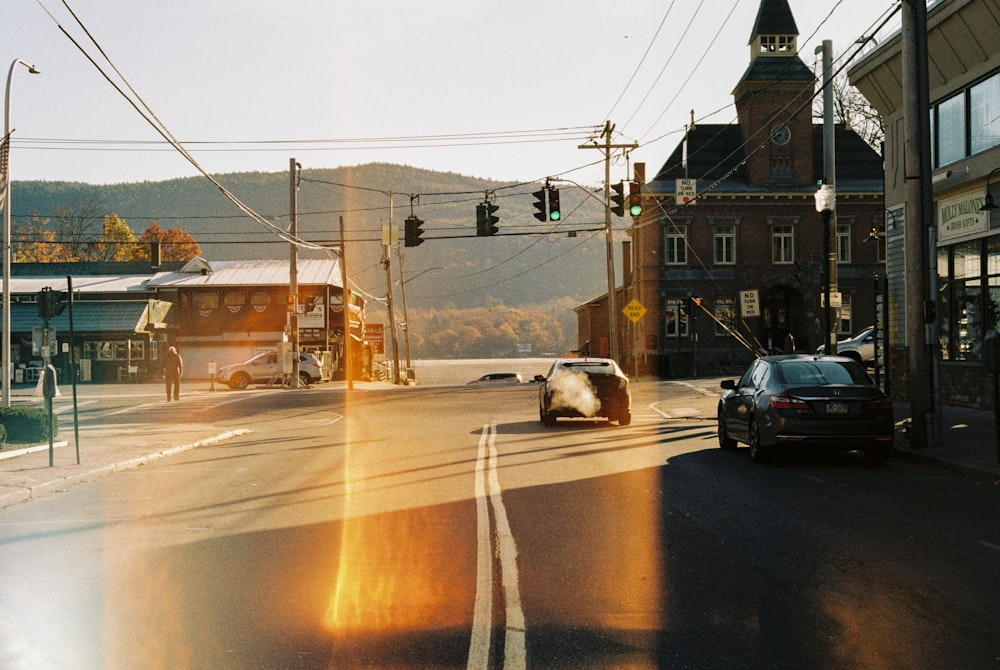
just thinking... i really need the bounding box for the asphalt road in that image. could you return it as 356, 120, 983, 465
0, 373, 997, 669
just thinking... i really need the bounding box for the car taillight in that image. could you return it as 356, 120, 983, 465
769, 394, 809, 410
864, 397, 892, 410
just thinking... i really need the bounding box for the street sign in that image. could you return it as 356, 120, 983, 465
740, 290, 760, 318
622, 299, 647, 323
676, 178, 697, 205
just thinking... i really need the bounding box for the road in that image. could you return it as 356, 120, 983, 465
0, 371, 997, 669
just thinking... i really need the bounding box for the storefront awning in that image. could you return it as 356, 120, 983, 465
4, 300, 172, 335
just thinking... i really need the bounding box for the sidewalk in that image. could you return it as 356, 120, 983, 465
0, 382, 997, 511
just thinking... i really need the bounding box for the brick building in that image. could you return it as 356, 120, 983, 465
579, 0, 886, 378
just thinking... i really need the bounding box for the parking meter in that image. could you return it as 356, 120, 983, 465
42, 364, 58, 399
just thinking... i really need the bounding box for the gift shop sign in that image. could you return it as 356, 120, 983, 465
938, 191, 989, 244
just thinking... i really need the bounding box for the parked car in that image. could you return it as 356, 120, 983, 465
216, 351, 323, 390
468, 372, 523, 385
717, 354, 894, 465
815, 326, 876, 365
536, 357, 631, 426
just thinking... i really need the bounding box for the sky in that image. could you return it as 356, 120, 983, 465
5, 0, 904, 189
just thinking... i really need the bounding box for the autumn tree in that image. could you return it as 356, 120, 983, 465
88, 214, 145, 262
14, 216, 75, 262
139, 220, 201, 262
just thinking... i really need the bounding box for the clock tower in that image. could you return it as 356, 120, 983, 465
733, 0, 816, 186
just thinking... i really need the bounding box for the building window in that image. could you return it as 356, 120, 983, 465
714, 297, 735, 336
714, 225, 735, 264
665, 226, 687, 265
663, 299, 688, 338
223, 290, 246, 307
936, 92, 966, 166
971, 73, 1000, 155
759, 35, 794, 54
250, 290, 272, 306
191, 292, 220, 310
772, 224, 794, 264
836, 223, 852, 263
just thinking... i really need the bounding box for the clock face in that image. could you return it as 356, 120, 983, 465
771, 125, 791, 145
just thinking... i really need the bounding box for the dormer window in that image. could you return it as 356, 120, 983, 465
759, 35, 795, 54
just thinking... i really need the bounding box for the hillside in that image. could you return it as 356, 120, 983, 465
14, 163, 625, 353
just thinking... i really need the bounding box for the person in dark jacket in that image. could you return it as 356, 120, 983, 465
161, 346, 183, 401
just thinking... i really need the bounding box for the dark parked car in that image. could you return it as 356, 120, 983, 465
536, 357, 631, 426
717, 354, 894, 464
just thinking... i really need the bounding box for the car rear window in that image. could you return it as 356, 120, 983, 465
777, 360, 870, 385
560, 361, 616, 375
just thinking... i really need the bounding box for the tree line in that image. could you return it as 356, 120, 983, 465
15, 207, 200, 263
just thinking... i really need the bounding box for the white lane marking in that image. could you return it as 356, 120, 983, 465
468, 423, 526, 670
468, 427, 494, 669
977, 540, 1000, 552
487, 423, 526, 669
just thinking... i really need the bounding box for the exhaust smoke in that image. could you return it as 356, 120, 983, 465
548, 370, 601, 417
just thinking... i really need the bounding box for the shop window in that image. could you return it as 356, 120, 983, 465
663, 299, 688, 338
714, 298, 735, 336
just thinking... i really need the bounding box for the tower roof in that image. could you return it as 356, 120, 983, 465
749, 0, 799, 44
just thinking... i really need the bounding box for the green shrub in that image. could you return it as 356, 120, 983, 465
0, 406, 58, 444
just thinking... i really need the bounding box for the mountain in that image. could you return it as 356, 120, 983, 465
13, 163, 616, 316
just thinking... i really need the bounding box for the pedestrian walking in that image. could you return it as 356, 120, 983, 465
161, 346, 183, 401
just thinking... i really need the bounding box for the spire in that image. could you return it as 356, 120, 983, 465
749, 0, 799, 45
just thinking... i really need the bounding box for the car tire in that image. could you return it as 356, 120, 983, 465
718, 410, 737, 449
298, 371, 312, 386
864, 445, 890, 466
617, 411, 631, 426
230, 372, 251, 390
540, 404, 556, 426
748, 419, 770, 463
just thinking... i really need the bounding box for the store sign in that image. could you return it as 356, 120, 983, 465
938, 191, 989, 243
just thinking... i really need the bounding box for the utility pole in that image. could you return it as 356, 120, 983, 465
382, 194, 401, 384
579, 121, 637, 362
288, 158, 300, 388
339, 216, 352, 391
902, 0, 938, 448
818, 40, 839, 355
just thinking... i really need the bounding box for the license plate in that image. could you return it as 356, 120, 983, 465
826, 401, 849, 415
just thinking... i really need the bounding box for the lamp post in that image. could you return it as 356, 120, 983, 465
814, 184, 836, 355
3, 59, 41, 407
979, 167, 1000, 213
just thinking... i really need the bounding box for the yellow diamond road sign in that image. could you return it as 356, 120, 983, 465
622, 299, 647, 323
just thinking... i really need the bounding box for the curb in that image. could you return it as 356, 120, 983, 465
0, 428, 252, 509
890, 446, 1000, 485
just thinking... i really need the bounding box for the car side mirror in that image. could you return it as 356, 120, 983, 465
534, 374, 546, 383
721, 379, 736, 390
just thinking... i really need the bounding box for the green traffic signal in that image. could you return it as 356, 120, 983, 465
628, 181, 642, 217
548, 188, 561, 221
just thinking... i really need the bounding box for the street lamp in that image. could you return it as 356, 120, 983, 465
979, 167, 1000, 212
814, 184, 836, 355
3, 59, 41, 407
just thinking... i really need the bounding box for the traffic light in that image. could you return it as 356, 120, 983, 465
37, 287, 66, 321
532, 188, 548, 222
404, 215, 425, 247
610, 181, 625, 217
476, 202, 499, 236
548, 188, 561, 221
629, 181, 642, 217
